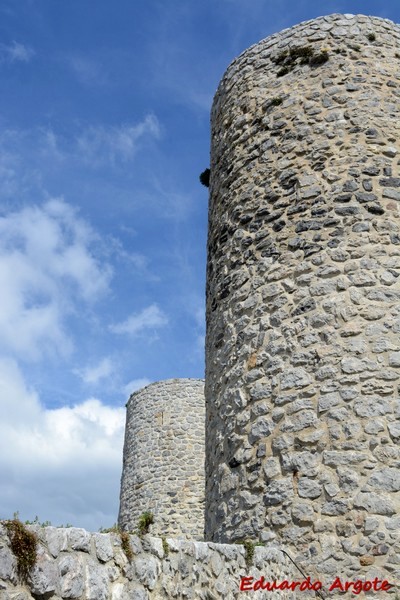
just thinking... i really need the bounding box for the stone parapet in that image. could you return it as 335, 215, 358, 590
0, 524, 299, 599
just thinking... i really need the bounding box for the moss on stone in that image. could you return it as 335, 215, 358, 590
138, 511, 154, 536
272, 45, 328, 76
120, 531, 133, 562
161, 536, 169, 556
4, 518, 38, 580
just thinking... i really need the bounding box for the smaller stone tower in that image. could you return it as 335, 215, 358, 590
118, 379, 205, 539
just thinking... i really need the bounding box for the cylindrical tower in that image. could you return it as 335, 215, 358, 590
206, 13, 400, 581
119, 379, 205, 539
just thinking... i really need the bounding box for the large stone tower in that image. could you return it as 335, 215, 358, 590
205, 13, 400, 581
119, 379, 205, 539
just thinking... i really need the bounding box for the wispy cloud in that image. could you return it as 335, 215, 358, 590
39, 128, 64, 162
75, 357, 114, 385
0, 115, 161, 199
104, 234, 150, 272
110, 304, 168, 336
76, 115, 160, 167
0, 199, 112, 360
0, 127, 68, 201
0, 41, 34, 63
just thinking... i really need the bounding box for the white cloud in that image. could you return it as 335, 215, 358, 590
110, 303, 168, 336
0, 358, 125, 529
75, 357, 114, 385
0, 41, 34, 63
123, 378, 151, 397
0, 199, 112, 359
76, 115, 160, 167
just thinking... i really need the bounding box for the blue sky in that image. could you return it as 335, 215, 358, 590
1, 0, 400, 531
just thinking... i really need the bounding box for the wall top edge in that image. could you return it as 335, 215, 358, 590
212, 12, 400, 110
126, 378, 205, 403
0, 523, 285, 558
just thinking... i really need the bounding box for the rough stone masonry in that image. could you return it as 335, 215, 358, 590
119, 379, 205, 540
205, 12, 400, 586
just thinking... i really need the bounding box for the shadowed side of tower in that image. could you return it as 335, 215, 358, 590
119, 379, 205, 539
205, 13, 400, 582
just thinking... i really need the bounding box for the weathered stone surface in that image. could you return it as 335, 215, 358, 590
323, 451, 368, 466
364, 517, 379, 534
389, 352, 400, 367
291, 502, 314, 523
264, 478, 294, 506
354, 494, 397, 516
388, 422, 400, 439
340, 357, 379, 374
68, 528, 91, 553
59, 554, 85, 598
94, 533, 114, 564
125, 584, 148, 600
354, 397, 392, 417
45, 527, 68, 558
297, 478, 322, 499
0, 542, 16, 584
321, 500, 349, 516
29, 548, 58, 596
134, 557, 159, 591
280, 368, 311, 390
365, 468, 400, 492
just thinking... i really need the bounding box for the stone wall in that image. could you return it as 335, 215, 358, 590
205, 13, 400, 585
0, 524, 299, 600
118, 379, 205, 539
